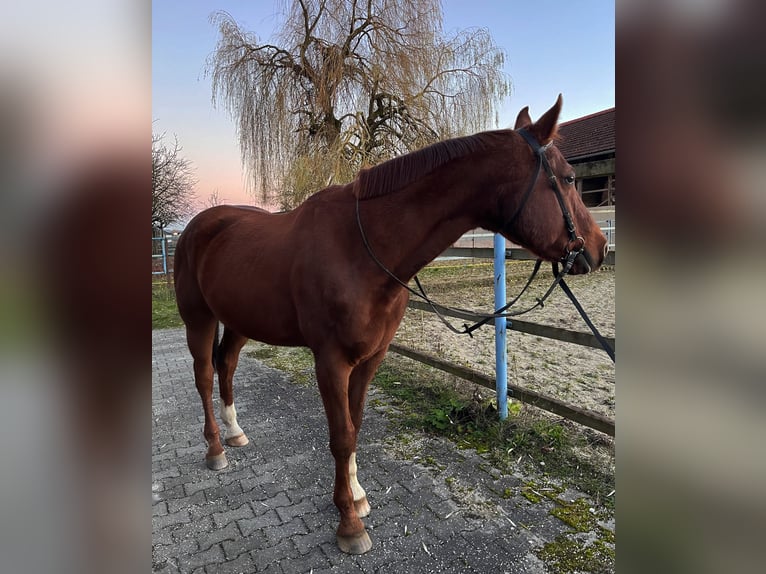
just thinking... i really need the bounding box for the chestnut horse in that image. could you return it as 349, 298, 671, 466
173, 96, 607, 554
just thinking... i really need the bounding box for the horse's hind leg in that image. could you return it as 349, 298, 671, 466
216, 327, 249, 447
185, 320, 228, 470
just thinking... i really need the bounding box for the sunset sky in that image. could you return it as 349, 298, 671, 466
152, 1, 615, 214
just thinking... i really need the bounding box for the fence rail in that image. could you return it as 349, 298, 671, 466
388, 343, 615, 436
393, 238, 615, 435
406, 299, 616, 351
152, 230, 180, 276
441, 246, 615, 266
152, 234, 168, 275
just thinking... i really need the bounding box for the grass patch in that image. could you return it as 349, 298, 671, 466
538, 535, 615, 574
152, 282, 183, 330
550, 497, 600, 532
370, 355, 614, 504
526, 488, 615, 573
515, 480, 615, 573
245, 342, 315, 386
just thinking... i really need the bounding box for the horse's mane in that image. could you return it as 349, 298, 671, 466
353, 133, 495, 200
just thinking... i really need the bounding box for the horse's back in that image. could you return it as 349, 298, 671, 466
183, 204, 269, 234
176, 204, 271, 261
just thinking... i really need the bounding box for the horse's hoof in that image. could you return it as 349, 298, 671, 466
337, 530, 372, 555
225, 433, 249, 447
354, 496, 371, 518
205, 452, 228, 470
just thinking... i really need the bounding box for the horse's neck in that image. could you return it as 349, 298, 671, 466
365, 175, 485, 282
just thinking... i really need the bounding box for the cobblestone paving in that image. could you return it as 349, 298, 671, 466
152, 328, 587, 573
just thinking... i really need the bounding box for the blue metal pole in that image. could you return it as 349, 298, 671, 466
493, 233, 508, 420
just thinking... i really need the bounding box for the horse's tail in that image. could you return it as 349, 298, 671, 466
211, 321, 220, 371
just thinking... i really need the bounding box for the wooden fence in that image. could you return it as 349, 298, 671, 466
388, 244, 616, 436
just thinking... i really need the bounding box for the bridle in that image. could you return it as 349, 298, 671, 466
513, 128, 588, 273
512, 129, 614, 360
355, 128, 614, 361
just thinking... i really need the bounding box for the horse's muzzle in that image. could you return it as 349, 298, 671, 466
576, 251, 593, 273
569, 243, 604, 275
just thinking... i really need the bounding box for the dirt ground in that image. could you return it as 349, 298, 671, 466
393, 260, 615, 420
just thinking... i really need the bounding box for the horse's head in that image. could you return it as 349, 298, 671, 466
494, 95, 608, 274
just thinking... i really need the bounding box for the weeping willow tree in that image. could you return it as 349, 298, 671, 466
207, 0, 509, 208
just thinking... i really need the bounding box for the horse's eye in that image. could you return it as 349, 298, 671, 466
564, 175, 575, 185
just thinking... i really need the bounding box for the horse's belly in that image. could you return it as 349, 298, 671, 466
208, 281, 306, 346
241, 327, 306, 348
213, 300, 306, 347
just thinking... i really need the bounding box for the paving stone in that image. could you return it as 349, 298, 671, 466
177, 543, 224, 571
153, 509, 192, 531
184, 477, 220, 497
291, 529, 335, 556
211, 503, 256, 529
253, 540, 297, 571
275, 498, 320, 523
197, 521, 240, 553
153, 501, 169, 517
237, 509, 281, 538
167, 489, 206, 511
263, 517, 310, 546
221, 531, 269, 561
212, 551, 258, 574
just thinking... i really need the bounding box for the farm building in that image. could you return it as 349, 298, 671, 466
557, 107, 615, 248
557, 107, 615, 210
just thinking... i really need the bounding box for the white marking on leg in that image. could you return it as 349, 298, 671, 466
349, 452, 366, 502
220, 402, 244, 440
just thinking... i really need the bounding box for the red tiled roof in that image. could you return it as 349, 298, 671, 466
556, 108, 615, 161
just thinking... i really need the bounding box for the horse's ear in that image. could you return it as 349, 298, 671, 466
529, 94, 563, 145
514, 106, 532, 129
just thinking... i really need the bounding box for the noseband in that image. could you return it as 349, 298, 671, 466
511, 128, 587, 273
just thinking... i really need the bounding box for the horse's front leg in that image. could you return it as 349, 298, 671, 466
314, 349, 372, 555
347, 348, 388, 518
